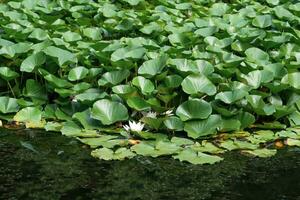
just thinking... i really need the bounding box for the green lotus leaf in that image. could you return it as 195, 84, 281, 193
79, 136, 124, 148
62, 31, 82, 42
184, 115, 222, 139
247, 95, 276, 116
68, 66, 89, 81
23, 79, 47, 102
72, 109, 100, 130
75, 89, 107, 104
140, 117, 163, 130
274, 6, 295, 20
14, 107, 42, 123
163, 75, 183, 88
173, 149, 223, 165
164, 116, 184, 131
245, 47, 269, 65
138, 55, 168, 77
242, 149, 277, 158
72, 82, 91, 92
29, 28, 49, 41
132, 76, 155, 95
252, 15, 272, 28
192, 141, 224, 154
241, 70, 274, 89
43, 46, 77, 66
91, 99, 128, 125
91, 147, 135, 160
0, 42, 31, 58
181, 74, 216, 95
170, 137, 194, 146
140, 22, 162, 34
0, 96, 19, 114
98, 69, 130, 86
215, 90, 247, 104
286, 138, 300, 147
82, 27, 102, 40
236, 112, 255, 129
20, 52, 46, 72
127, 96, 151, 111
267, 0, 279, 6
219, 118, 241, 132
209, 2, 229, 16
176, 99, 212, 121
0, 67, 19, 81
112, 85, 136, 95
168, 33, 192, 47
44, 121, 63, 132
44, 74, 73, 88
281, 72, 300, 89
111, 46, 146, 62
60, 121, 99, 137
131, 141, 180, 157
195, 26, 218, 37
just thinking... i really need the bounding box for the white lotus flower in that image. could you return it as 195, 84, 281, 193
143, 111, 157, 118
123, 121, 144, 132
163, 109, 174, 116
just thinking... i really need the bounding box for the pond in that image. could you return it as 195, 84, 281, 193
1, 128, 300, 200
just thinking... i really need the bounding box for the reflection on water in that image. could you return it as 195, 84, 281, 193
0, 128, 300, 200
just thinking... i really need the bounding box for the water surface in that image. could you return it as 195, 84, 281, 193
0, 128, 300, 200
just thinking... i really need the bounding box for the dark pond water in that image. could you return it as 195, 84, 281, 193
0, 128, 300, 200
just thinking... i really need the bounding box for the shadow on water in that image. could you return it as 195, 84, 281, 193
0, 128, 300, 200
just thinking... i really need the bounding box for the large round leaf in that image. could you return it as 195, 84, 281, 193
184, 115, 221, 138
176, 99, 212, 121
181, 74, 216, 95
91, 99, 128, 125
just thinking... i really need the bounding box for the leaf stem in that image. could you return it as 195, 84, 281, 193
7, 81, 16, 98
